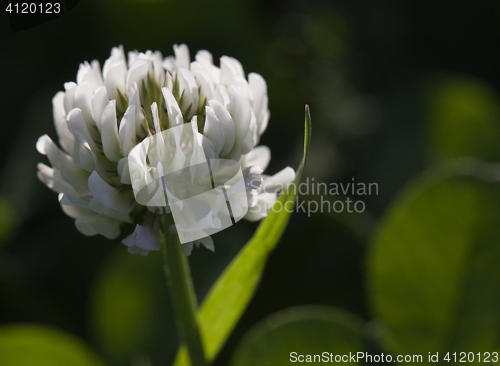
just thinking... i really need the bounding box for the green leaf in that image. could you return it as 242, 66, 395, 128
231, 306, 364, 366
425, 75, 500, 162
0, 325, 104, 366
368, 159, 500, 357
174, 106, 312, 365
89, 248, 175, 364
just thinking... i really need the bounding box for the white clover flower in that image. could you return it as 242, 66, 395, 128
37, 44, 295, 256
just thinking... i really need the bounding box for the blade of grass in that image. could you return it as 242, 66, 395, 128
174, 105, 312, 365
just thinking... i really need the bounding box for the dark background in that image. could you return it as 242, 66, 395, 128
1, 0, 500, 365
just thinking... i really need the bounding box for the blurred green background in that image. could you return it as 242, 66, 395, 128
2, 0, 500, 365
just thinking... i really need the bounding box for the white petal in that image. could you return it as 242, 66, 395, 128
137, 51, 156, 78
72, 142, 95, 172
244, 166, 263, 191
91, 86, 109, 131
103, 53, 127, 101
151, 102, 162, 135
117, 157, 131, 184
92, 142, 120, 183
67, 204, 122, 239
220, 56, 245, 85
88, 198, 132, 223
241, 145, 271, 171
165, 71, 173, 90
73, 82, 100, 142
91, 60, 104, 86
244, 192, 277, 222
127, 82, 147, 138
59, 192, 89, 207
191, 64, 214, 108
152, 50, 165, 84
122, 223, 161, 255
77, 61, 102, 90
247, 189, 259, 207
61, 202, 95, 219
181, 242, 194, 256
204, 106, 225, 154
195, 50, 220, 83
128, 50, 139, 68
92, 216, 122, 239
102, 46, 126, 77
208, 100, 235, 157
146, 182, 167, 208
126, 245, 141, 255
88, 171, 134, 213
212, 66, 221, 85
52, 91, 75, 155
119, 105, 138, 156
73, 214, 99, 236
260, 167, 296, 193
226, 85, 255, 160
63, 82, 77, 113
36, 134, 90, 194
100, 100, 122, 162
232, 76, 254, 103
174, 44, 190, 69
135, 224, 160, 251
127, 139, 151, 196
249, 73, 269, 136
162, 87, 184, 127
67, 108, 98, 152
37, 163, 75, 195
177, 68, 199, 120
162, 56, 176, 73
73, 81, 93, 120
241, 109, 258, 154
195, 50, 214, 69
213, 85, 230, 109
126, 59, 148, 91
197, 236, 214, 251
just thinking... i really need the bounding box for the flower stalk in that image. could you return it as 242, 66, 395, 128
161, 213, 208, 366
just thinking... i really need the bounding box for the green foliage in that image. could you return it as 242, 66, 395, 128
369, 159, 500, 358
231, 307, 364, 366
0, 325, 104, 366
174, 106, 311, 365
89, 248, 174, 364
426, 75, 500, 162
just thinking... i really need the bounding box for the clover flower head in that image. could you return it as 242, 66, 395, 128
37, 44, 295, 255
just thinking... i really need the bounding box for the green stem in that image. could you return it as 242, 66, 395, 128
161, 213, 208, 366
